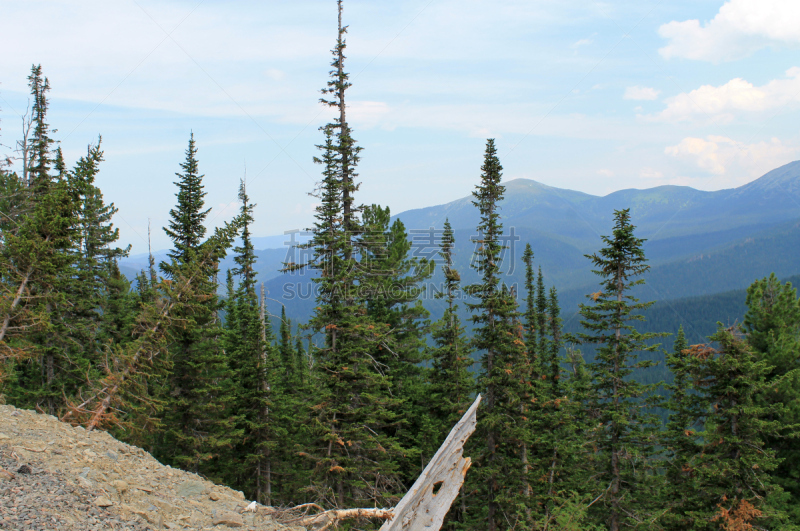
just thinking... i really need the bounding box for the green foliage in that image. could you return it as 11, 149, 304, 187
162, 133, 209, 270
3, 67, 127, 416
290, 1, 405, 508
430, 220, 474, 432
219, 180, 284, 503
661, 327, 798, 530
429, 220, 475, 529
360, 203, 433, 487
156, 134, 238, 477
466, 139, 531, 530
743, 274, 800, 523
576, 208, 664, 530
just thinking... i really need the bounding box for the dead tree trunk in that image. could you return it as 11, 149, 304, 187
379, 394, 482, 531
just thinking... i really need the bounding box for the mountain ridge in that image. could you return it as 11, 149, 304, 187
393, 159, 800, 250
120, 160, 800, 327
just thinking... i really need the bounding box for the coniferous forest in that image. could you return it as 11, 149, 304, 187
2, 3, 800, 530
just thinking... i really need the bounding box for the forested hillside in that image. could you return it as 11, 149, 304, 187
249, 215, 800, 335
3, 2, 800, 530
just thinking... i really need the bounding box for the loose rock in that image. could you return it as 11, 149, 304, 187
111, 479, 129, 495
0, 403, 305, 530
177, 479, 206, 497
94, 496, 114, 507
213, 510, 245, 527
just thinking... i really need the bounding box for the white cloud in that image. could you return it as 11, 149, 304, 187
264, 69, 286, 81
624, 86, 660, 101
659, 0, 800, 62
571, 38, 593, 49
665, 135, 797, 183
348, 101, 391, 129
597, 169, 614, 177
649, 67, 800, 123
640, 167, 664, 180
216, 201, 240, 219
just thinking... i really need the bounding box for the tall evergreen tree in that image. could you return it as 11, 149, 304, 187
522, 244, 540, 379
359, 204, 433, 484
27, 65, 56, 193
467, 139, 531, 530
743, 274, 800, 523
430, 219, 474, 435
162, 133, 209, 270
661, 327, 796, 530
321, 0, 362, 262
5, 66, 79, 414
288, 1, 403, 507
520, 244, 539, 515
430, 220, 475, 530
660, 325, 704, 530
522, 246, 588, 529
576, 208, 662, 531
536, 266, 548, 364
157, 134, 237, 477
222, 180, 284, 503
59, 139, 129, 413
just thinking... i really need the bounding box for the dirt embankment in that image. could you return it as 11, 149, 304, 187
0, 404, 306, 531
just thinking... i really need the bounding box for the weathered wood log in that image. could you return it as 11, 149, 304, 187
296, 507, 395, 530
380, 393, 482, 531
273, 395, 482, 530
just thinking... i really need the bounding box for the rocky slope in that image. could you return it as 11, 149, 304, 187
0, 404, 306, 530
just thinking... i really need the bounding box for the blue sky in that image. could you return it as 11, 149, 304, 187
1, 0, 800, 253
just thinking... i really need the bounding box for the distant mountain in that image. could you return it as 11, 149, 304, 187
394, 160, 800, 258
124, 161, 800, 326
265, 216, 800, 326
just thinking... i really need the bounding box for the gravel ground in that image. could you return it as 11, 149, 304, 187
0, 454, 154, 530
0, 404, 305, 531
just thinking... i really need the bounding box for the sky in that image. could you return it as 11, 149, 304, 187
1, 0, 800, 253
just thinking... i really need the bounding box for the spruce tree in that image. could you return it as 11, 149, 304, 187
223, 180, 284, 503
467, 139, 531, 530
661, 327, 796, 530
302, 175, 402, 506
522, 244, 540, 379
430, 219, 474, 434
536, 286, 571, 522
546, 287, 562, 394
743, 274, 800, 523
576, 208, 663, 531
321, 0, 362, 260
60, 139, 129, 414
288, 1, 403, 507
522, 246, 587, 528
430, 220, 475, 529
27, 65, 56, 193
158, 134, 237, 477
359, 204, 433, 484
6, 66, 79, 414
277, 311, 315, 505
536, 266, 548, 363
162, 133, 209, 270
660, 325, 704, 530
3, 72, 125, 417
520, 244, 539, 514
279, 306, 297, 382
